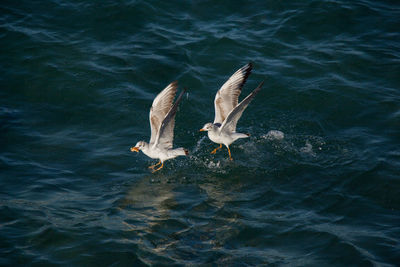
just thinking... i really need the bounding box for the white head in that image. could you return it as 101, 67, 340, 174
130, 141, 146, 152
199, 122, 214, 132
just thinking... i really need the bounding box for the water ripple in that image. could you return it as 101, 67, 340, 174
1, 0, 400, 265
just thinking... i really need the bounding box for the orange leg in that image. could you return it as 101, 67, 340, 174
227, 146, 233, 161
211, 144, 222, 154
148, 160, 161, 169
152, 162, 164, 173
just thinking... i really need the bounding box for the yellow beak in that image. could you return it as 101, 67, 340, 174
130, 147, 139, 152
199, 129, 205, 132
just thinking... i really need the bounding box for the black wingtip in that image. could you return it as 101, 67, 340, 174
176, 87, 187, 102
184, 149, 189, 156
252, 80, 264, 95
243, 62, 253, 74
244, 62, 253, 72
175, 86, 187, 104
237, 62, 253, 90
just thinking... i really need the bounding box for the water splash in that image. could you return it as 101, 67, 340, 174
261, 130, 285, 141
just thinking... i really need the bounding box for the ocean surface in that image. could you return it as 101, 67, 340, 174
1, 0, 400, 266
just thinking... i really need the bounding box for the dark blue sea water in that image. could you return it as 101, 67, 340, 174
1, 0, 400, 266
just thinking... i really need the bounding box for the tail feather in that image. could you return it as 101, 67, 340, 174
172, 147, 188, 157
234, 133, 250, 139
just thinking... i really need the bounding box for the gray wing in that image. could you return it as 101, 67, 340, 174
220, 81, 264, 133
214, 63, 252, 125
154, 88, 187, 149
149, 81, 178, 144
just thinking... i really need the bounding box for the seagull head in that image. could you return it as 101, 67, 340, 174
130, 141, 146, 152
199, 123, 214, 132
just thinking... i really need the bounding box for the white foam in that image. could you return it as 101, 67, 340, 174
300, 141, 316, 156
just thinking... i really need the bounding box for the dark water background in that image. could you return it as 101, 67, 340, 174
1, 0, 400, 265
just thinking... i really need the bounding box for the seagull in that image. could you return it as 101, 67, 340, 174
131, 81, 188, 172
200, 63, 264, 160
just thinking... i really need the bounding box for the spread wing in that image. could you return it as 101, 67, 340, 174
220, 81, 264, 133
213, 63, 252, 125
149, 81, 178, 145
154, 88, 187, 149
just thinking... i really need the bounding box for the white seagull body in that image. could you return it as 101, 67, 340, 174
131, 81, 188, 172
200, 63, 264, 160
